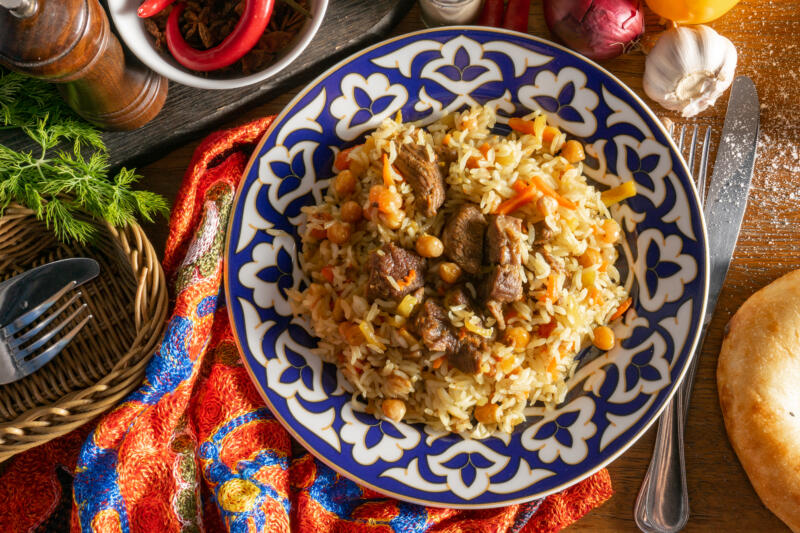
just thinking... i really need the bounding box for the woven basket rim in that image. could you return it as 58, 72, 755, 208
0, 203, 168, 462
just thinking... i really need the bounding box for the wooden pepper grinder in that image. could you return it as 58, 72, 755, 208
0, 0, 168, 131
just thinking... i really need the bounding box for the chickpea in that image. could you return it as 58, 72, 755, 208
340, 201, 363, 223
386, 374, 413, 396
561, 139, 586, 164
380, 210, 405, 230
416, 235, 444, 258
334, 169, 356, 197
439, 262, 462, 284
474, 403, 499, 425
579, 248, 602, 268
327, 222, 351, 244
382, 399, 407, 422
593, 325, 615, 351
600, 219, 621, 244
369, 185, 402, 214
537, 195, 558, 217
505, 327, 530, 351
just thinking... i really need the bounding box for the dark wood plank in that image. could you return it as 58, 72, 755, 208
1, 0, 414, 170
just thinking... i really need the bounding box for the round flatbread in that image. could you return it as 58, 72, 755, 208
717, 269, 800, 533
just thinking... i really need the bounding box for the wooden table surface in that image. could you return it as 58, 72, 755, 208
137, 2, 800, 531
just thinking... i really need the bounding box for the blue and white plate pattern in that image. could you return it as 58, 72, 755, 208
225, 27, 709, 508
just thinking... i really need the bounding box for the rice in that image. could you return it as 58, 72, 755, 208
289, 106, 629, 437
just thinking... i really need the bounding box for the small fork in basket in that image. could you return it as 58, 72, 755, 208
0, 259, 98, 385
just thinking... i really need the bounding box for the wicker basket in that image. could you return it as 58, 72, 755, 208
0, 203, 168, 462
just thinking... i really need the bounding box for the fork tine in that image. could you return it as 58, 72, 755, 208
13, 304, 88, 360
687, 124, 699, 179
2, 281, 76, 335
677, 125, 687, 153
697, 127, 712, 206
7, 292, 82, 347
17, 314, 91, 376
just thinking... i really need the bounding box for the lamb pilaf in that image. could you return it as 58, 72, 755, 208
289, 106, 637, 436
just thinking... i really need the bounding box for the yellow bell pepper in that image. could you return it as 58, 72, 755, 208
645, 0, 741, 24
601, 180, 637, 207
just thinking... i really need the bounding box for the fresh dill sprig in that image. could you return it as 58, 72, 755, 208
0, 69, 168, 243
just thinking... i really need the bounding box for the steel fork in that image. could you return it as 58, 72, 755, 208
0, 280, 92, 384
633, 123, 712, 533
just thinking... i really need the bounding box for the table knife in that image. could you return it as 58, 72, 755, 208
634, 76, 760, 533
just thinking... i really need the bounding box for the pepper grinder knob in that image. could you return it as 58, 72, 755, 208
0, 0, 168, 131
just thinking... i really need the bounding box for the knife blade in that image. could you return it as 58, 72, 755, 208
701, 75, 760, 330
0, 258, 100, 326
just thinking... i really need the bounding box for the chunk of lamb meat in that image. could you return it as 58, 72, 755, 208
367, 243, 426, 301
413, 299, 458, 353
394, 143, 446, 217
483, 264, 524, 329
486, 214, 524, 265
448, 332, 487, 374
484, 264, 524, 303
443, 286, 473, 309
441, 203, 486, 275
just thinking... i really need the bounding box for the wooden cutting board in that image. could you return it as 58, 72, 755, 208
1, 0, 414, 170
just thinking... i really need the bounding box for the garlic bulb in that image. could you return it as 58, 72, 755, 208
643, 25, 737, 118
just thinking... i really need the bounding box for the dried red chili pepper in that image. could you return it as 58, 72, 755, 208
477, 0, 504, 26
165, 0, 275, 71
502, 0, 531, 32
137, 0, 175, 18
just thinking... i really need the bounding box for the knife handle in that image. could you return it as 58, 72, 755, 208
634, 327, 708, 533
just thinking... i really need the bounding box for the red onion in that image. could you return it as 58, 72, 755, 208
543, 0, 644, 61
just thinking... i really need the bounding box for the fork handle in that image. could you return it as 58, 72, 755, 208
634, 327, 708, 533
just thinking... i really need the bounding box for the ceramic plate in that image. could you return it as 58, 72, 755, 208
224, 27, 709, 508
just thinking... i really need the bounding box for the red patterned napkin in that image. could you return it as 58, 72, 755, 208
0, 117, 612, 532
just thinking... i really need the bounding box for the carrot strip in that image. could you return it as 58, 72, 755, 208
610, 297, 632, 321
546, 275, 557, 301
542, 126, 560, 144
321, 266, 334, 283
466, 156, 481, 169
538, 319, 557, 338
530, 175, 577, 209
495, 183, 537, 214
432, 356, 444, 369
382, 153, 393, 187
538, 274, 558, 302
443, 133, 452, 146
335, 146, 358, 171
396, 270, 416, 289
511, 180, 528, 194
508, 117, 536, 135
478, 142, 491, 158
547, 357, 558, 376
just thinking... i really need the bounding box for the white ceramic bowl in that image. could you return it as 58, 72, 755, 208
107, 0, 328, 90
